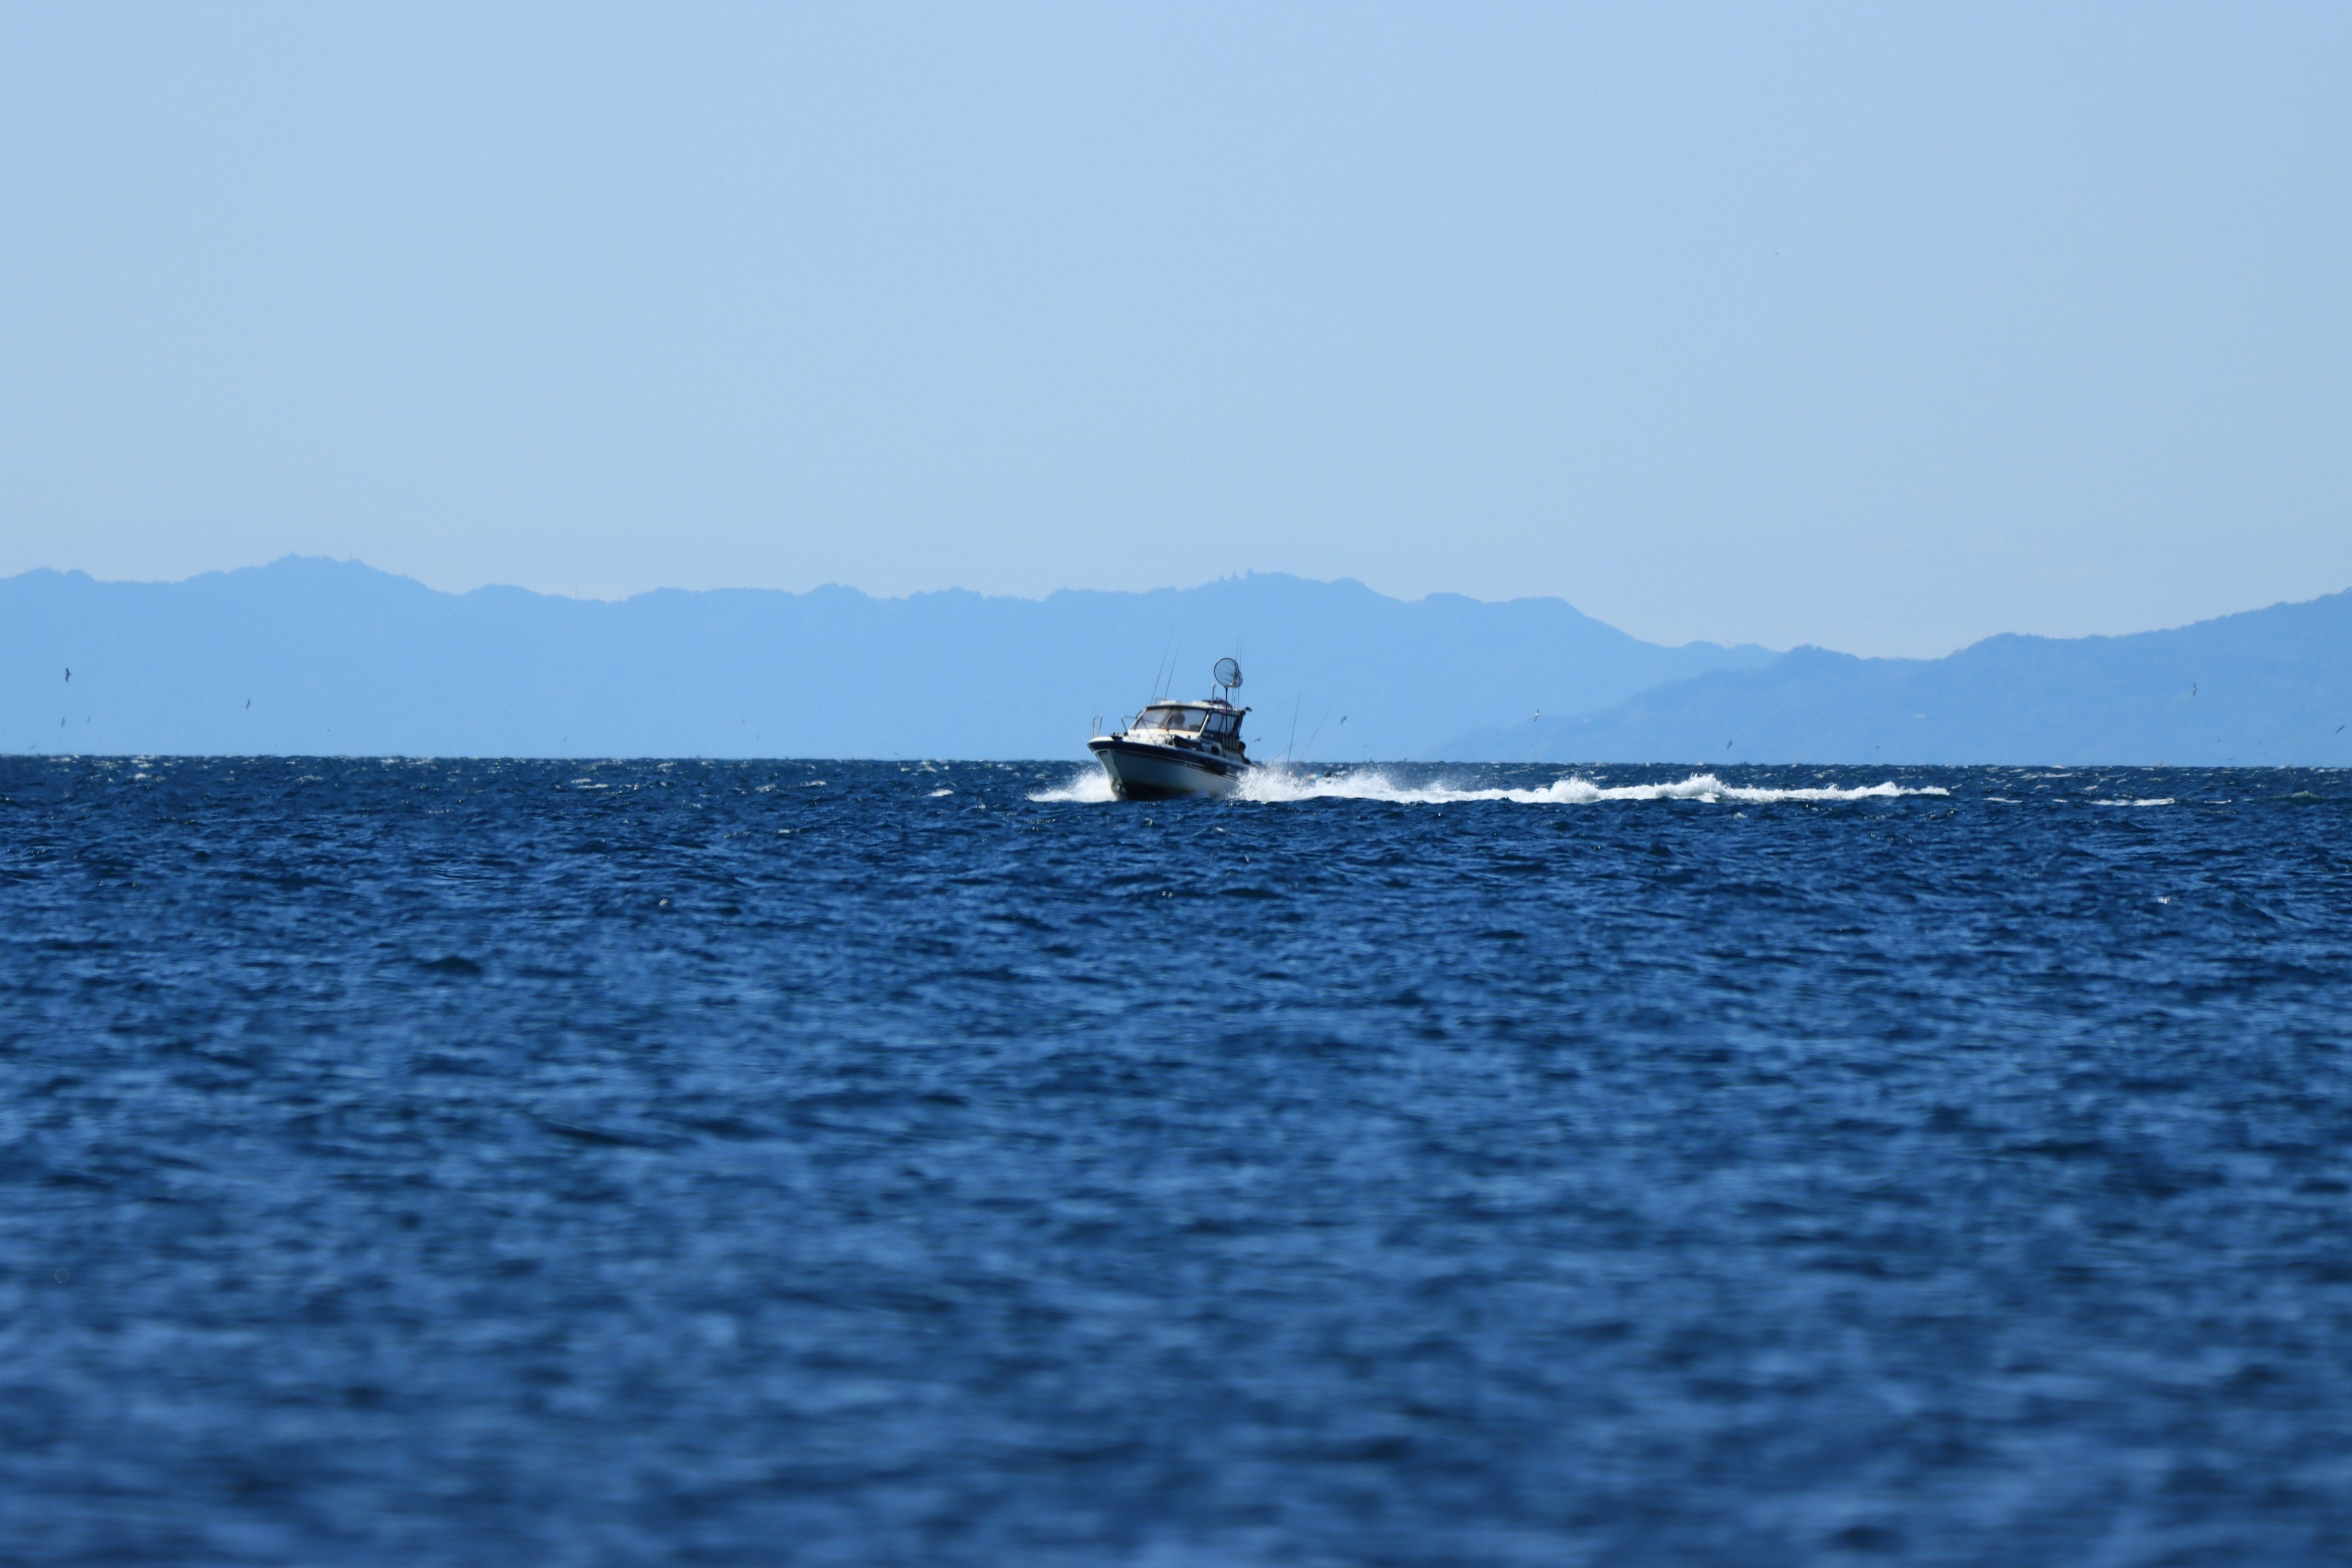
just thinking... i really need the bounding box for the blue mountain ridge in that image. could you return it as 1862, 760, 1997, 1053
13, 559, 2346, 763
1, 558, 1768, 760
1439, 587, 2352, 766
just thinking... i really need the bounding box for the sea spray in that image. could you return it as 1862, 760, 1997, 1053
1027, 768, 1119, 804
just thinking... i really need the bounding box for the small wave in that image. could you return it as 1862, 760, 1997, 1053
927, 788, 955, 798
2092, 798, 2176, 808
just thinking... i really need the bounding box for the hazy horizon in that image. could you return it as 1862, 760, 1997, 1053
6, 5, 2348, 659
10, 556, 2347, 764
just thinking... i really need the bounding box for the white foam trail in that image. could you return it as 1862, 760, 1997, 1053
1027, 763, 1947, 807
1028, 768, 1118, 804
2092, 797, 2175, 807
1237, 767, 1945, 805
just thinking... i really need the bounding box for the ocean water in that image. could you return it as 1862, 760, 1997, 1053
4, 756, 2350, 1566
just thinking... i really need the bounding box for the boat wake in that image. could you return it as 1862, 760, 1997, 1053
1240, 768, 1947, 805
1030, 766, 1945, 806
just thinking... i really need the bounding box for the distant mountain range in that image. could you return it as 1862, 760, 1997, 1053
5, 559, 2346, 763
1441, 589, 2352, 766
0, 559, 1766, 761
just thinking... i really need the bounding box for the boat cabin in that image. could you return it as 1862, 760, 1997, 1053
1127, 700, 1248, 757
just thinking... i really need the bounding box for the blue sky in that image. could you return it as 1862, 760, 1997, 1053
2, 4, 2345, 657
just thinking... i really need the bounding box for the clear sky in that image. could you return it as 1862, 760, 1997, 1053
2, 4, 2346, 657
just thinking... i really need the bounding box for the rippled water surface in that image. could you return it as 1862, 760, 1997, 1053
5, 758, 2350, 1566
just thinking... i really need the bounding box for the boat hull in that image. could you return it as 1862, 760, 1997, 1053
1088, 737, 1246, 801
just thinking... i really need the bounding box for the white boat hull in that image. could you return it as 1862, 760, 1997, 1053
1088, 737, 1246, 801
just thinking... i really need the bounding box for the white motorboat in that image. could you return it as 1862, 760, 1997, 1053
1088, 658, 1254, 801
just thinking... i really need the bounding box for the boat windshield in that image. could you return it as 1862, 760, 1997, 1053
1145, 706, 1207, 732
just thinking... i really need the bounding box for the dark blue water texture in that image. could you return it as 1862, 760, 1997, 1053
4, 758, 2350, 1566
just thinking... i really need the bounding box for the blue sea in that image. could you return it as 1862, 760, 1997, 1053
4, 757, 2350, 1566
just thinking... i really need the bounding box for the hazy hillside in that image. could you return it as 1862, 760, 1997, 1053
0, 559, 1769, 760
1441, 589, 2352, 766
